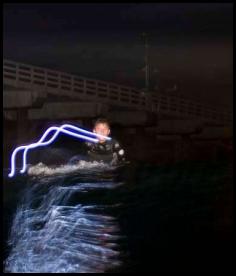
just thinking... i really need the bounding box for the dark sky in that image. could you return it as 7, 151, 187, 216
3, 3, 233, 108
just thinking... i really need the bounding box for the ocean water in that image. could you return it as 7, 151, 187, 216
3, 157, 233, 272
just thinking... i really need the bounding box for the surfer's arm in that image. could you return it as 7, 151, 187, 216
112, 140, 126, 163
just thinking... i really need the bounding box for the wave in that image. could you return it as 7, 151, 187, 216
5, 164, 124, 273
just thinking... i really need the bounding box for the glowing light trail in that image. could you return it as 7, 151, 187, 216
20, 124, 111, 174
8, 124, 111, 178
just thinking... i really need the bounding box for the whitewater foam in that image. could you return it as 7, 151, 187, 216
27, 161, 112, 176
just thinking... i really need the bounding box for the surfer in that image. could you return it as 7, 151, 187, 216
68, 118, 126, 166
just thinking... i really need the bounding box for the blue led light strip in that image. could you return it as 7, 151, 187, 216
8, 124, 111, 178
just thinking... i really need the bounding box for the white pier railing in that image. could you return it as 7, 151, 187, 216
3, 59, 232, 124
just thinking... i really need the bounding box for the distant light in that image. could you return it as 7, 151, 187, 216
8, 124, 111, 178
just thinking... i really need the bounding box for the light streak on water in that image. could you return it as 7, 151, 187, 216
4, 162, 124, 273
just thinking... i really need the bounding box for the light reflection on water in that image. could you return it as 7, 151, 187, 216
4, 158, 233, 272
4, 162, 124, 273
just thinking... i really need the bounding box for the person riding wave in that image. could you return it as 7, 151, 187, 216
68, 118, 126, 166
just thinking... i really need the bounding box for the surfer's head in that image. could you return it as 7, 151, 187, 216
93, 118, 111, 143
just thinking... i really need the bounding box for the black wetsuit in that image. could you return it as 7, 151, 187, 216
85, 139, 125, 164
68, 139, 125, 165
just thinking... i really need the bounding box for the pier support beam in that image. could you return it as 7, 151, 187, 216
16, 108, 29, 145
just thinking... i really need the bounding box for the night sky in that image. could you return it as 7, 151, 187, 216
3, 3, 233, 108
